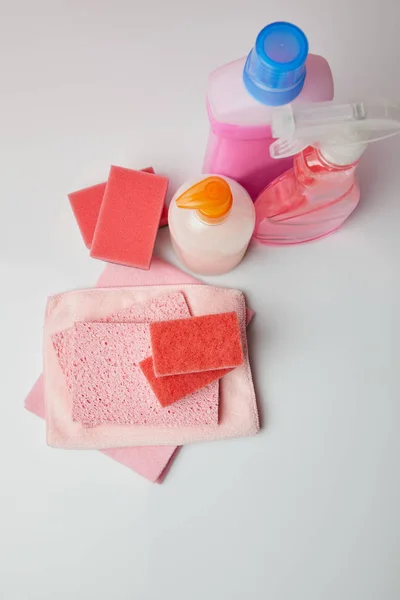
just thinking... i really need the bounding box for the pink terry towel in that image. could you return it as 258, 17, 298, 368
25, 259, 204, 482
45, 284, 259, 449
25, 259, 256, 480
25, 375, 178, 483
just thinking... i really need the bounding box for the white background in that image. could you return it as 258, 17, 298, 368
1, 1, 399, 598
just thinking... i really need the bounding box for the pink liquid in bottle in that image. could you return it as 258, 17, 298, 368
254, 147, 360, 244
203, 23, 334, 200
254, 99, 400, 245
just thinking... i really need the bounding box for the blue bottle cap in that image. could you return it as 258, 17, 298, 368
243, 22, 309, 106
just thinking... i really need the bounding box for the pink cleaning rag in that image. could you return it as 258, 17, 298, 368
45, 284, 259, 449
25, 259, 255, 481
25, 259, 204, 482
24, 375, 178, 483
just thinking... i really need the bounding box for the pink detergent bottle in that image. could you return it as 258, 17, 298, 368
254, 100, 400, 244
203, 22, 334, 200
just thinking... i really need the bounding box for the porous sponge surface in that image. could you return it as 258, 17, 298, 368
90, 166, 168, 269
140, 356, 231, 407
51, 291, 218, 428
150, 312, 244, 376
71, 322, 219, 428
68, 167, 154, 249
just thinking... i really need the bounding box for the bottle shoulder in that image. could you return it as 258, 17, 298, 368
207, 53, 334, 127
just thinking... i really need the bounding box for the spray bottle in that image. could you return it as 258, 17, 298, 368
253, 100, 400, 244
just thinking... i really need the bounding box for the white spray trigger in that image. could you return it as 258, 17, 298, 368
270, 99, 400, 162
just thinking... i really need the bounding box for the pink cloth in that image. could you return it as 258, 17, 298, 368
25, 375, 177, 482
25, 259, 202, 482
25, 259, 255, 480
45, 284, 259, 448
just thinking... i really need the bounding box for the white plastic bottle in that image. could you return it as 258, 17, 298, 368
169, 176, 255, 275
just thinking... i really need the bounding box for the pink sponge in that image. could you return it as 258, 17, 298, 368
139, 356, 232, 407
90, 166, 168, 269
68, 167, 154, 249
150, 311, 244, 376
71, 322, 219, 428
51, 291, 190, 392
68, 182, 106, 249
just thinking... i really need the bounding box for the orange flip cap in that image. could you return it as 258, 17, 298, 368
175, 176, 233, 219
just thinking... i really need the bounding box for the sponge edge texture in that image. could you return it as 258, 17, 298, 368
68, 167, 154, 249
68, 182, 106, 249
90, 166, 168, 270
71, 322, 219, 428
139, 356, 232, 407
150, 311, 244, 376
52, 291, 190, 393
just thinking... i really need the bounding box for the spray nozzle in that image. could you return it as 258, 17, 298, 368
270, 99, 400, 165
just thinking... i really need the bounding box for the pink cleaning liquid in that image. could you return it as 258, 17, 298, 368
254, 146, 360, 244
203, 54, 334, 200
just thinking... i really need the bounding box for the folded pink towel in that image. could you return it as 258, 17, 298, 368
25, 375, 179, 483
45, 284, 259, 448
25, 259, 256, 480
25, 259, 203, 482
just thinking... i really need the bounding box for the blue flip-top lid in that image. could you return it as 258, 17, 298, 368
243, 22, 309, 106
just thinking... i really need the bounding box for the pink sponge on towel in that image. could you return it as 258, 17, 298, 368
90, 166, 168, 269
51, 290, 218, 428
150, 312, 243, 376
44, 284, 259, 449
25, 258, 254, 481
71, 322, 219, 428
52, 291, 190, 393
68, 167, 154, 249
140, 356, 232, 407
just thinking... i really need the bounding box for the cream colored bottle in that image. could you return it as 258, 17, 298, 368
168, 175, 255, 275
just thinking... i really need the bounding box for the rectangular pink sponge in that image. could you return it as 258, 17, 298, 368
51, 290, 218, 427
151, 312, 243, 376
71, 322, 218, 427
90, 166, 168, 269
140, 356, 232, 407
68, 167, 154, 249
51, 291, 192, 392
24, 259, 255, 481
